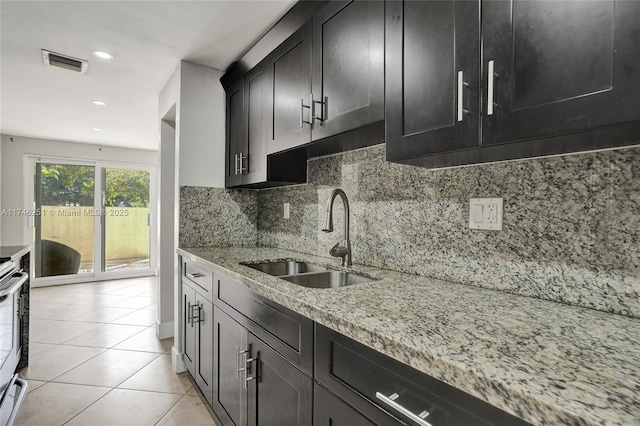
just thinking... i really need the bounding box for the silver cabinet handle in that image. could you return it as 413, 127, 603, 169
238, 348, 249, 380
236, 346, 241, 379
239, 153, 247, 174
312, 93, 326, 122
190, 303, 200, 326
487, 60, 497, 116
244, 354, 256, 389
457, 71, 469, 122
187, 301, 191, 325
376, 392, 432, 426
186, 272, 204, 280
300, 98, 311, 128
234, 153, 239, 175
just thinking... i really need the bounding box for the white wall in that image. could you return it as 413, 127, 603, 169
158, 61, 225, 369
158, 65, 180, 344
0, 134, 157, 246
179, 62, 225, 188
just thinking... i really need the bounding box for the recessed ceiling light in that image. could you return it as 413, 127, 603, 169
92, 100, 107, 106
92, 127, 102, 132
92, 50, 114, 60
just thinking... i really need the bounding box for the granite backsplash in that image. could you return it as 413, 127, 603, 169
179, 186, 257, 247
257, 145, 640, 318
179, 144, 639, 318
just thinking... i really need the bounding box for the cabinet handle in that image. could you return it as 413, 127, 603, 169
234, 153, 239, 175
376, 392, 432, 426
236, 346, 241, 379
487, 60, 497, 116
187, 300, 191, 325
457, 71, 469, 122
244, 354, 257, 389
190, 303, 200, 326
239, 153, 247, 174
186, 272, 204, 280
312, 93, 326, 122
238, 347, 250, 380
300, 98, 311, 128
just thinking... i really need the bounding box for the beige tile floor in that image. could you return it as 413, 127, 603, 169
15, 276, 220, 426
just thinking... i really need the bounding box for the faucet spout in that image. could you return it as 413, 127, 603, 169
321, 188, 351, 266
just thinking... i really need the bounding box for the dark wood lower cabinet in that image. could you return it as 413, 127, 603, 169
213, 306, 247, 426
212, 305, 312, 426
183, 283, 197, 373
247, 335, 312, 426
315, 324, 531, 426
314, 384, 379, 426
182, 280, 213, 406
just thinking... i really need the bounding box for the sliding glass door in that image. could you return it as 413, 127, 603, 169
34, 162, 96, 278
102, 167, 151, 272
29, 157, 156, 284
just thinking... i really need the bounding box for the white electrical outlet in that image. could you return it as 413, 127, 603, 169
283, 203, 290, 219
469, 198, 503, 230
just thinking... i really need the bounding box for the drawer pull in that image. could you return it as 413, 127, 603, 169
487, 60, 498, 116
186, 272, 205, 280
376, 392, 432, 426
457, 70, 469, 122
300, 97, 312, 128
190, 303, 201, 326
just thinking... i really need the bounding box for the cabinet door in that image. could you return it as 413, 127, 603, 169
226, 77, 245, 187
247, 333, 312, 426
195, 299, 213, 406
314, 385, 380, 426
311, 0, 384, 141
482, 0, 640, 145
386, 0, 480, 161
183, 283, 197, 374
243, 64, 268, 185
213, 306, 247, 426
266, 22, 313, 154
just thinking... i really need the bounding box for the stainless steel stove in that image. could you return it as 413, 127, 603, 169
0, 259, 28, 426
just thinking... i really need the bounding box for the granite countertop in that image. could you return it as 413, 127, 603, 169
178, 246, 640, 426
0, 245, 31, 262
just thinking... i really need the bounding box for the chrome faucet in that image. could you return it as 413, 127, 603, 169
321, 188, 352, 266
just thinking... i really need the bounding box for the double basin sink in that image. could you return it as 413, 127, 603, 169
242, 260, 376, 289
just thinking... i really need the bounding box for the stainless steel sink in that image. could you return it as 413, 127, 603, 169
242, 261, 328, 277
280, 271, 375, 289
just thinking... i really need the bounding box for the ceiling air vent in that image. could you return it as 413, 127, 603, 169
41, 49, 88, 73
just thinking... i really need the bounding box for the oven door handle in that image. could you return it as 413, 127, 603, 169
3, 375, 29, 426
0, 272, 28, 299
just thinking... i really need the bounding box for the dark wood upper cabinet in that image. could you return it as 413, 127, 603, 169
386, 0, 481, 161
226, 60, 307, 189
482, 0, 640, 145
311, 0, 384, 141
265, 0, 384, 153
243, 64, 268, 184
387, 0, 640, 167
266, 22, 313, 155
225, 78, 245, 188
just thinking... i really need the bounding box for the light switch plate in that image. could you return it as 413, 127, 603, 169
469, 198, 503, 230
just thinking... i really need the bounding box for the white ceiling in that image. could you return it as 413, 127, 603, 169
0, 0, 295, 151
